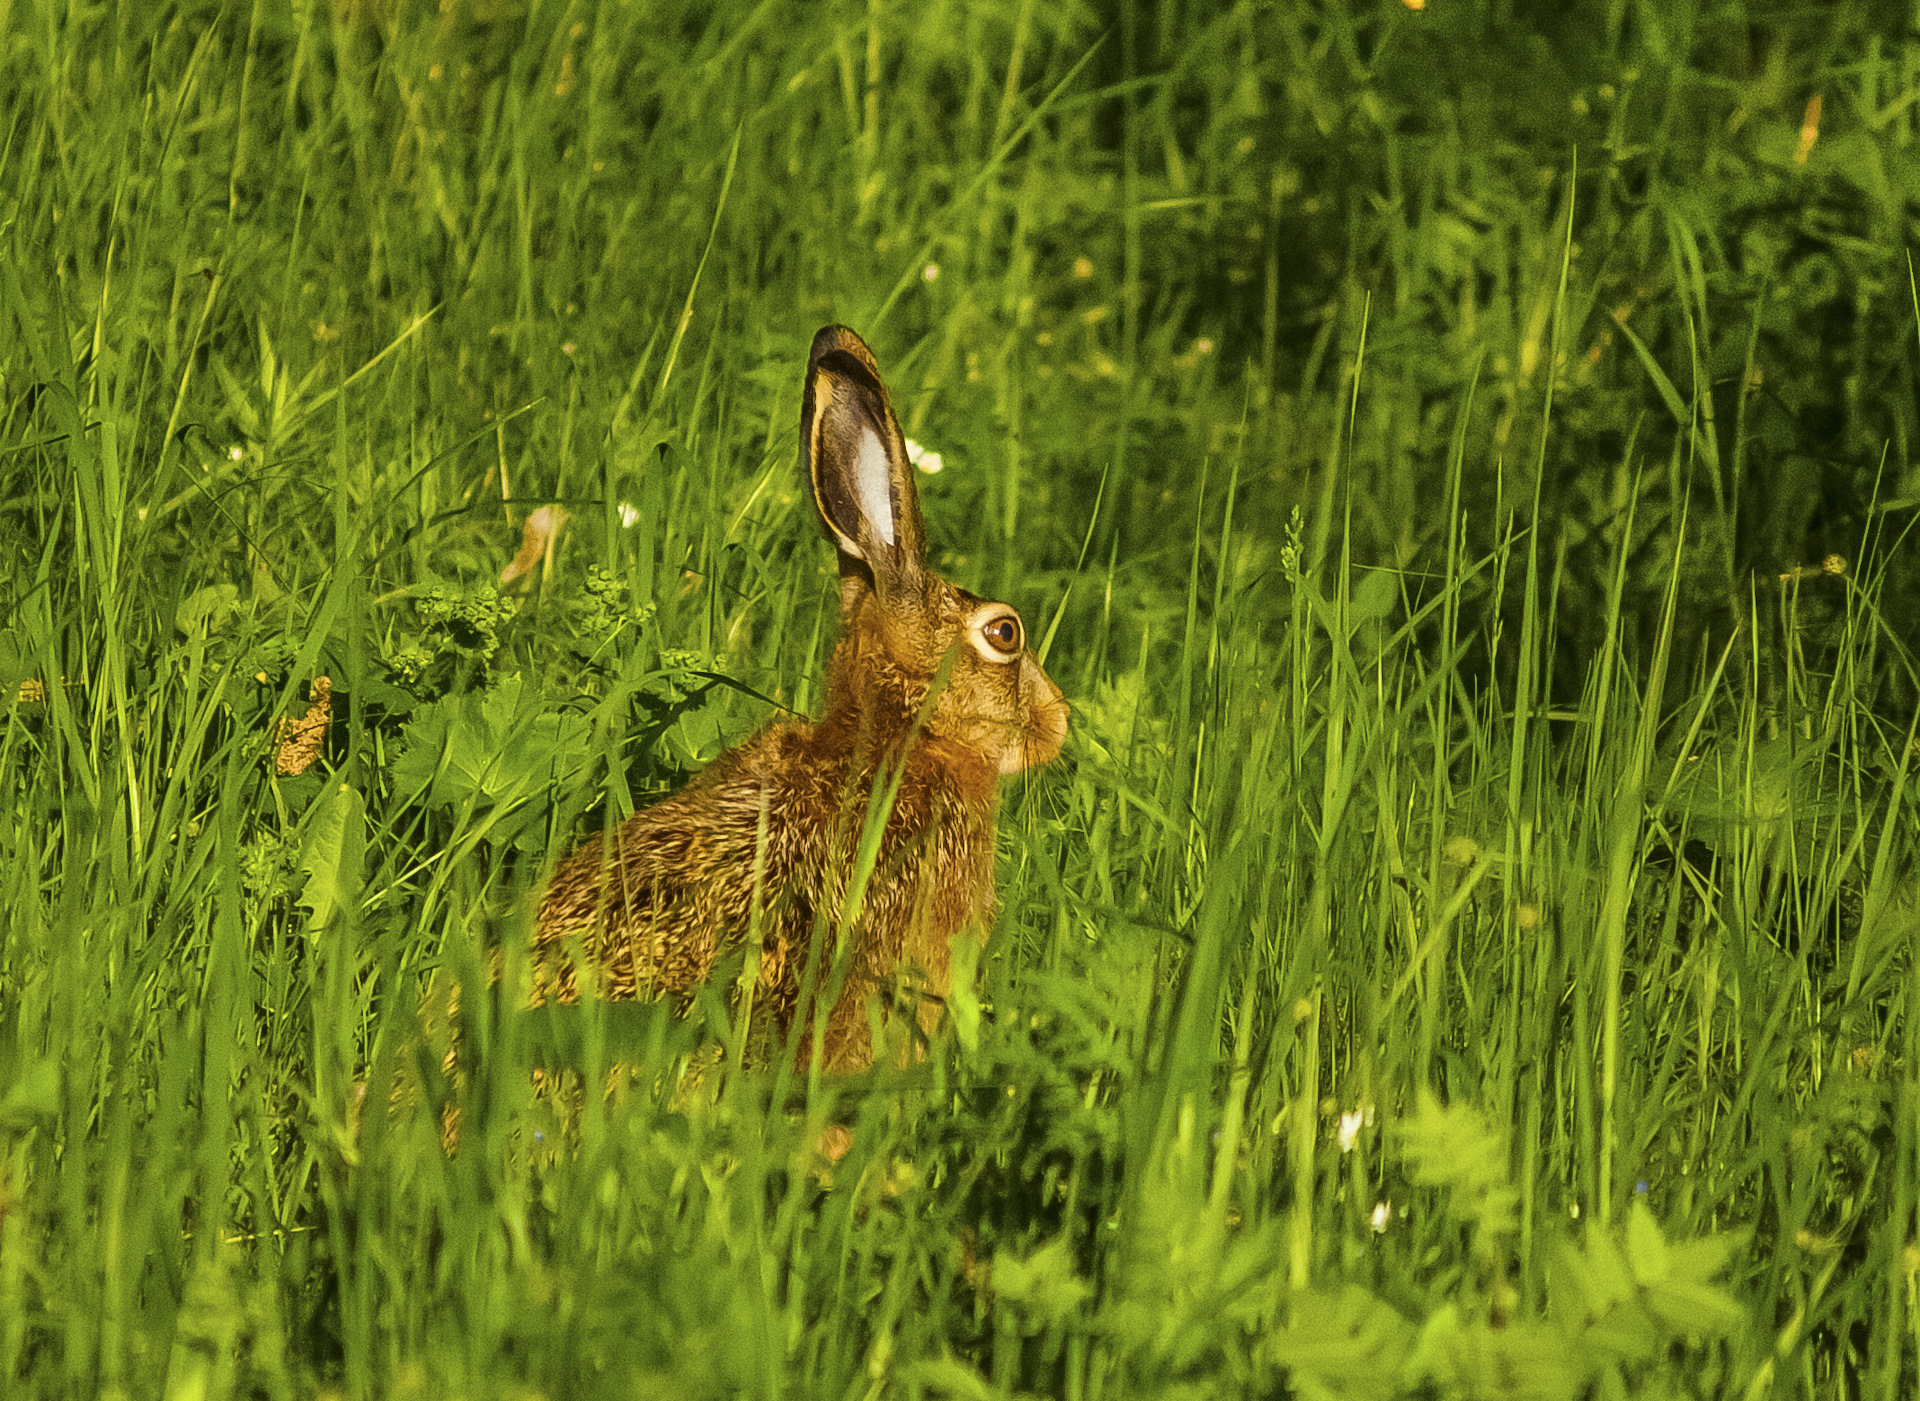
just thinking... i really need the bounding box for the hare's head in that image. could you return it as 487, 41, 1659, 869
802, 326, 1067, 781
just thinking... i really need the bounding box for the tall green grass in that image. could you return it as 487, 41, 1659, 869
2, 1, 1917, 1396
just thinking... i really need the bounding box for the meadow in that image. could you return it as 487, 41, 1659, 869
2, 1, 1918, 1396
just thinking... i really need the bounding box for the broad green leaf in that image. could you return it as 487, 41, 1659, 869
992, 1237, 1093, 1333
298, 781, 365, 932
175, 584, 239, 636
1265, 1284, 1413, 1401
391, 675, 592, 847
1625, 1200, 1670, 1285
1644, 1278, 1748, 1338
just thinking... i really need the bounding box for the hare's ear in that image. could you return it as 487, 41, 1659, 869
801, 325, 926, 595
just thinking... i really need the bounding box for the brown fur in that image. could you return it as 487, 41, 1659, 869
531, 326, 1067, 1072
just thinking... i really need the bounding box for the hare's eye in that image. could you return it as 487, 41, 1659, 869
980, 614, 1023, 655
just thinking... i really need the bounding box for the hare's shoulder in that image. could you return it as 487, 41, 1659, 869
646, 718, 846, 849
536, 721, 830, 938
687, 717, 845, 796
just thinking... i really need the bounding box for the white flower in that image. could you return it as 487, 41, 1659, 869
904, 438, 944, 475
618, 501, 640, 528
1337, 1109, 1366, 1153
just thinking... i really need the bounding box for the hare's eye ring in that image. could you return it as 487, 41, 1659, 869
961, 602, 1025, 664
980, 613, 1023, 655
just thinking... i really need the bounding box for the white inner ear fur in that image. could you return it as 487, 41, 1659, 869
855, 425, 895, 547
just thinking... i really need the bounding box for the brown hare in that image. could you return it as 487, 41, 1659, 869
531, 325, 1068, 1072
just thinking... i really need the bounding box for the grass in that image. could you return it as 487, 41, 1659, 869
2, 0, 1918, 1396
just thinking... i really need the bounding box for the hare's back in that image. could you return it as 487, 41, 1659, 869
530, 721, 841, 995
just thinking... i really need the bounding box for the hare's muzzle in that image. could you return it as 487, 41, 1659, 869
1008, 657, 1068, 774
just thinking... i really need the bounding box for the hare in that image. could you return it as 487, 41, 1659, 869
531, 326, 1068, 1072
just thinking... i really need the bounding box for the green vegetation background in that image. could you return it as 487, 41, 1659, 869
2, 0, 1918, 1396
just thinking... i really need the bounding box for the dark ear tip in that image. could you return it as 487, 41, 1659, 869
809, 325, 882, 378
